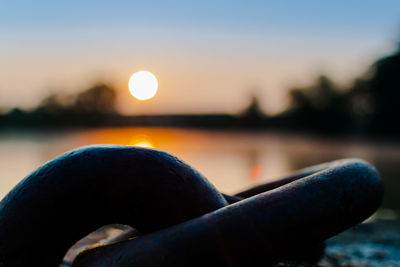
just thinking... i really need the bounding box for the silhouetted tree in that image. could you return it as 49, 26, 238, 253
72, 83, 117, 114
285, 75, 351, 133
241, 95, 266, 118
368, 49, 400, 132
289, 75, 345, 112
235, 95, 267, 128
19, 83, 119, 127
346, 45, 400, 134
35, 94, 66, 114
347, 78, 373, 116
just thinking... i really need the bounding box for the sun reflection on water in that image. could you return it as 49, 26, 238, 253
129, 134, 154, 148
1, 127, 400, 214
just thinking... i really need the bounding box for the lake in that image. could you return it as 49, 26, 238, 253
1, 127, 399, 216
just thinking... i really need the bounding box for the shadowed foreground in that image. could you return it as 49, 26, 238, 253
0, 146, 383, 266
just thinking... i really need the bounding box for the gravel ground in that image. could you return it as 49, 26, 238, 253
318, 219, 400, 267
62, 219, 400, 266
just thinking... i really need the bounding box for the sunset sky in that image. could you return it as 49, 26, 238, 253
1, 1, 399, 114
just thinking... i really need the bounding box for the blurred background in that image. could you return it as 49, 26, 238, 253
1, 1, 400, 220
3, 1, 400, 265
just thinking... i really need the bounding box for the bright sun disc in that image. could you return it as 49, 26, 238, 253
129, 71, 158, 100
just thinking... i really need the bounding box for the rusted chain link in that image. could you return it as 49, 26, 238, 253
0, 146, 383, 267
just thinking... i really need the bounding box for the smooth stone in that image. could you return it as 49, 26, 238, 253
73, 159, 383, 267
0, 145, 227, 267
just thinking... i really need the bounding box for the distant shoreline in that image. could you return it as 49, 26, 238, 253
1, 111, 399, 142
1, 121, 400, 146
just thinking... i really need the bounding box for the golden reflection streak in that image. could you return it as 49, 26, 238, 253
129, 134, 154, 148
76, 127, 208, 152
248, 164, 263, 181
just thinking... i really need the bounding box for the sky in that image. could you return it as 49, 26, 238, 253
1, 0, 399, 114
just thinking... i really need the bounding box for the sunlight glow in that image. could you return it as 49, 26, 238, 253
128, 71, 158, 101
129, 134, 155, 148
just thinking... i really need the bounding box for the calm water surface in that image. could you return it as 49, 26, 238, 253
1, 127, 399, 215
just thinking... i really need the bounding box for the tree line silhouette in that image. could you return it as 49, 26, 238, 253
0, 84, 118, 127
1, 44, 399, 137
278, 43, 400, 136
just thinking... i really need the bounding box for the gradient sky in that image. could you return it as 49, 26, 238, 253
1, 1, 399, 114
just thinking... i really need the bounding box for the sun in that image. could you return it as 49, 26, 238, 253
128, 71, 158, 101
